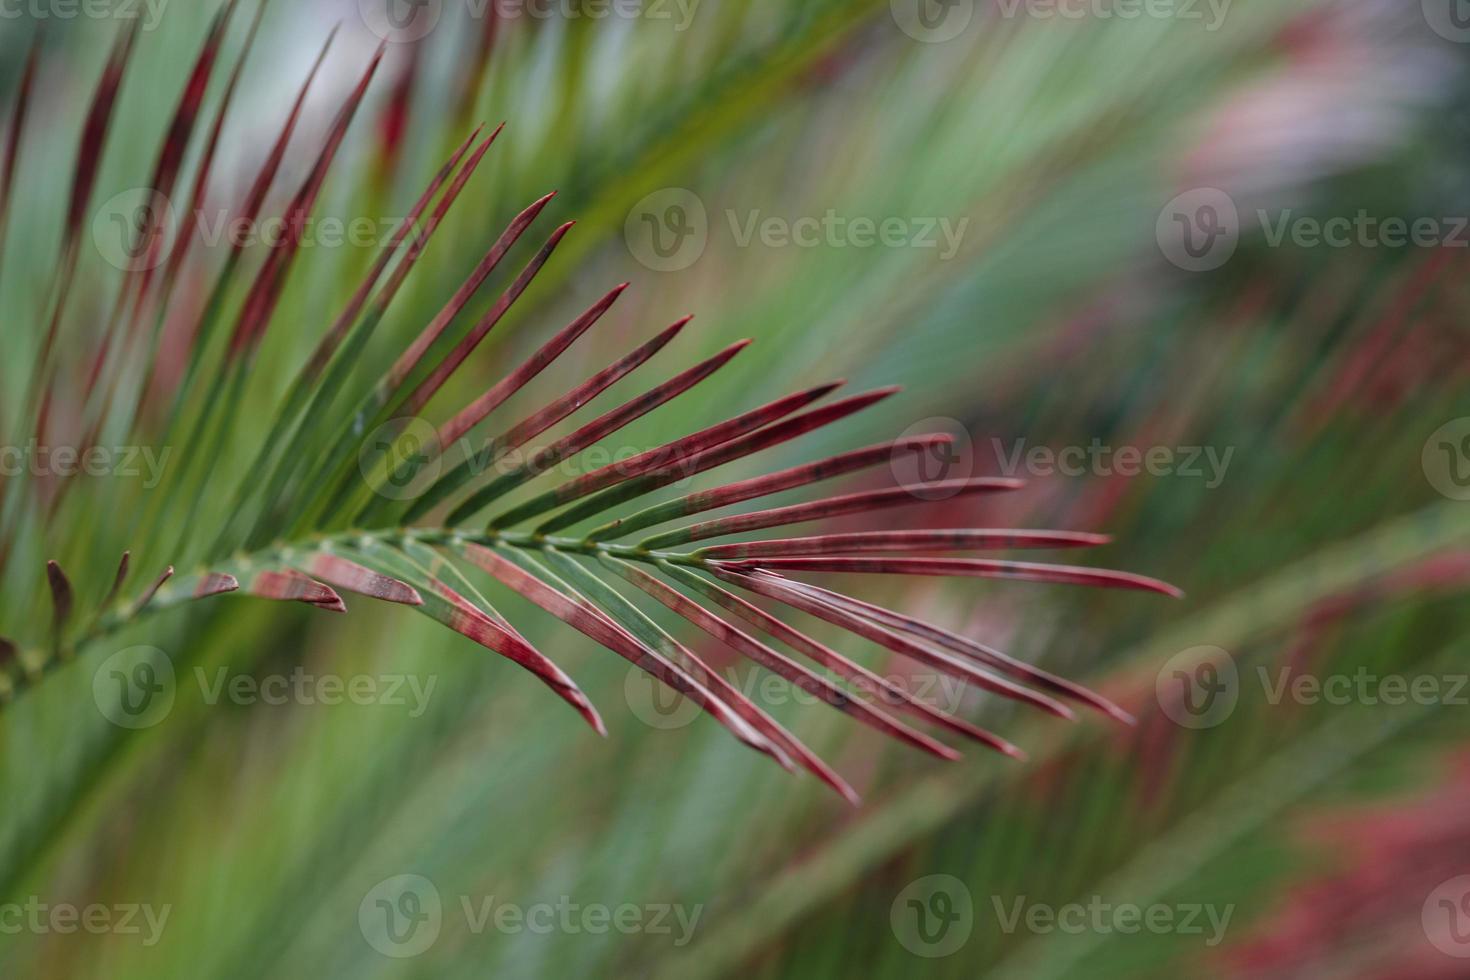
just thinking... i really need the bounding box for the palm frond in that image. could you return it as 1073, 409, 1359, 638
0, 13, 1179, 802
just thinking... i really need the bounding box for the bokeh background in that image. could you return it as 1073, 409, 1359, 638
2, 0, 1470, 976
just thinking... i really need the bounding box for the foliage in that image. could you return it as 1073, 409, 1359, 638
0, 1, 1467, 977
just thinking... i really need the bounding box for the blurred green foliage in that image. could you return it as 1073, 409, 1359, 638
1, 0, 1469, 976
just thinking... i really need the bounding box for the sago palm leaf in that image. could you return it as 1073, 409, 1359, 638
0, 11, 1181, 804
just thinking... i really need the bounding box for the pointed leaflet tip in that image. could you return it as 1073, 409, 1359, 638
713, 566, 1076, 721
997, 739, 1027, 761
638, 479, 1028, 550
294, 552, 423, 606
591, 435, 959, 543
131, 566, 175, 614
433, 280, 632, 450
433, 314, 703, 525
393, 215, 572, 420
456, 543, 779, 761
523, 383, 900, 535
111, 551, 131, 591
240, 569, 343, 609
195, 573, 240, 598
609, 557, 955, 765
514, 382, 847, 533
778, 575, 1127, 725
348, 541, 604, 735
46, 561, 73, 637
